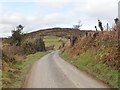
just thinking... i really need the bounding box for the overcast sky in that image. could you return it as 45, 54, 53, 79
0, 0, 119, 37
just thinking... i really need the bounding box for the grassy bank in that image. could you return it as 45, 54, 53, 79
60, 50, 119, 88
2, 51, 48, 88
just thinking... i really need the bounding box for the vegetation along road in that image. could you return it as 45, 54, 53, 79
24, 51, 109, 88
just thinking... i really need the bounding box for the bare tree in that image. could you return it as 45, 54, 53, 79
73, 20, 82, 29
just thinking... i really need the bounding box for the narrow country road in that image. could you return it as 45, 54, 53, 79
24, 51, 109, 88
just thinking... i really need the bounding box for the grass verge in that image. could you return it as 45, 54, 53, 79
2, 51, 48, 88
60, 50, 119, 88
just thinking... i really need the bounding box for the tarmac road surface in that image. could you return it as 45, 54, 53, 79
24, 51, 109, 88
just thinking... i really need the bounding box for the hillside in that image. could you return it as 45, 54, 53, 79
23, 28, 83, 40
60, 25, 120, 88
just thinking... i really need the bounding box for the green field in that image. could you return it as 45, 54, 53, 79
44, 36, 67, 49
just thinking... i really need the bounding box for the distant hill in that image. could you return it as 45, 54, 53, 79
23, 27, 94, 39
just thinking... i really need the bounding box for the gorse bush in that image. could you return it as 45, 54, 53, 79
22, 37, 46, 55
22, 41, 35, 55
34, 37, 46, 52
